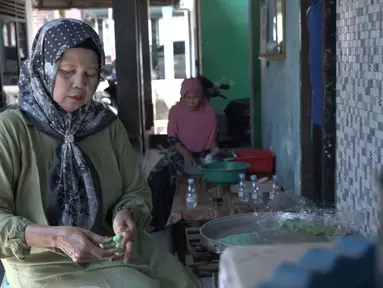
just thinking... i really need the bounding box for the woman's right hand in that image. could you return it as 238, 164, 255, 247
54, 226, 116, 263
184, 153, 196, 165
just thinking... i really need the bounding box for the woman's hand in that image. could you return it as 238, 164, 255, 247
54, 226, 115, 263
184, 153, 196, 165
210, 146, 220, 156
111, 210, 137, 264
175, 143, 196, 165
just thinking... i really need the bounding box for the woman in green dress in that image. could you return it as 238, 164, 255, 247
0, 18, 201, 288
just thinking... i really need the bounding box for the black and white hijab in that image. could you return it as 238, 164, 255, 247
18, 19, 117, 232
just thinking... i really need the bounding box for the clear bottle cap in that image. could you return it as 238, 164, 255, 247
273, 175, 278, 181
250, 175, 257, 181
188, 178, 194, 184
239, 173, 245, 179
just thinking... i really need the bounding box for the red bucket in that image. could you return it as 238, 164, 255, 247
234, 148, 275, 174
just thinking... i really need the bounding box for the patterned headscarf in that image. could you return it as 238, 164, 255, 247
18, 19, 117, 232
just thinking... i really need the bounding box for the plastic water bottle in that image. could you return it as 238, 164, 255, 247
250, 175, 262, 204
185, 178, 198, 209
238, 173, 248, 202
270, 175, 281, 200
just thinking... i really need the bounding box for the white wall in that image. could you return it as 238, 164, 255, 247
158, 16, 188, 44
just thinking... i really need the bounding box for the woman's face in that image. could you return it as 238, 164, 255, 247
53, 48, 99, 112
183, 91, 201, 110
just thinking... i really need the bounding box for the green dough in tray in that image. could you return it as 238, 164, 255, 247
216, 233, 255, 246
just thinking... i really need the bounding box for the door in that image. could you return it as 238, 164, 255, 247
149, 1, 198, 148
0, 0, 27, 106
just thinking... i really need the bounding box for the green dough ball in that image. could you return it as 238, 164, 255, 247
101, 234, 125, 250
113, 234, 122, 242
102, 241, 116, 249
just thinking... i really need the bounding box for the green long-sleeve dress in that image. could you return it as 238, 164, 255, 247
0, 109, 202, 288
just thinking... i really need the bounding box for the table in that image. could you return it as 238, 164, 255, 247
167, 176, 273, 264
167, 177, 272, 225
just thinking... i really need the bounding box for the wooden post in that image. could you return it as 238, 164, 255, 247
112, 0, 145, 154
300, 0, 314, 201
321, 0, 336, 206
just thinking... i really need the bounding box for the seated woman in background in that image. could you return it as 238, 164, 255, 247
0, 19, 201, 288
148, 78, 218, 231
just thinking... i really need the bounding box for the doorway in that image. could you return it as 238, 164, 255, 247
0, 19, 28, 106
149, 1, 198, 137
300, 0, 336, 207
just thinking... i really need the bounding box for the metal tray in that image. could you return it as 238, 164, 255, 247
199, 212, 336, 254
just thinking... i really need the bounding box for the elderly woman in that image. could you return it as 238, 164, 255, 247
148, 78, 218, 231
0, 19, 201, 288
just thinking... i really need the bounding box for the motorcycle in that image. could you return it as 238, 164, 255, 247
197, 74, 251, 147
197, 74, 230, 101
94, 67, 118, 114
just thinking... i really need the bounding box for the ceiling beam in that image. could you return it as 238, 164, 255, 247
36, 0, 43, 9
34, 0, 111, 9
66, 0, 73, 9
34, 0, 180, 10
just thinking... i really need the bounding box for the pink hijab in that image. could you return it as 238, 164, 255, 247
167, 78, 218, 153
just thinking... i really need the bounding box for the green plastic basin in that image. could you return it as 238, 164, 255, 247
202, 161, 250, 185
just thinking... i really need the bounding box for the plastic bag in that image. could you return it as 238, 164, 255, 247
266, 191, 317, 214
252, 202, 364, 243
252, 211, 283, 243
327, 210, 366, 237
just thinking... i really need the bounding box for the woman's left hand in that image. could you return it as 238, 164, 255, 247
111, 210, 137, 264
210, 146, 220, 156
